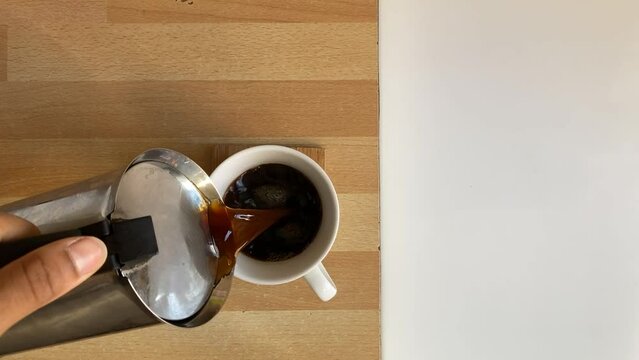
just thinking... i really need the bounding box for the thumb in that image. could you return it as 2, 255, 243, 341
0, 236, 107, 335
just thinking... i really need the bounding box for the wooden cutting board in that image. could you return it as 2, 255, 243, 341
0, 1, 378, 359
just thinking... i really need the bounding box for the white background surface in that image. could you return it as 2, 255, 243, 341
380, 0, 639, 359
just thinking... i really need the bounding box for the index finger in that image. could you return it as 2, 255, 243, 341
0, 213, 40, 242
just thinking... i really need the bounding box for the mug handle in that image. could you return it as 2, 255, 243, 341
303, 262, 337, 302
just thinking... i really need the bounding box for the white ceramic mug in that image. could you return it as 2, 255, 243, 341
210, 145, 339, 301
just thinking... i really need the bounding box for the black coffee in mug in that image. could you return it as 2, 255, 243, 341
222, 164, 323, 262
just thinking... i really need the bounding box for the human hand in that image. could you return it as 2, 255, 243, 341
0, 213, 107, 335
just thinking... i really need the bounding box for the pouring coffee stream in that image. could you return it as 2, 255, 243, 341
208, 199, 291, 283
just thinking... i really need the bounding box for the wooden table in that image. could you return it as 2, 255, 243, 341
0, 1, 379, 359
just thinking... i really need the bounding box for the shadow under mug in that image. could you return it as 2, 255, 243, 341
210, 145, 339, 301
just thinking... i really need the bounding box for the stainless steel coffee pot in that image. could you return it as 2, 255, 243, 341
0, 148, 232, 354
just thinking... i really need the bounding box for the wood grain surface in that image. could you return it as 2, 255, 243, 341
108, 0, 377, 23
0, 0, 378, 359
0, 25, 6, 81
8, 24, 376, 81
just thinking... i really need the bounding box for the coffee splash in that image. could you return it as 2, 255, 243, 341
208, 199, 290, 283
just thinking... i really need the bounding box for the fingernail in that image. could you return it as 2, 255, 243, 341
66, 237, 107, 276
